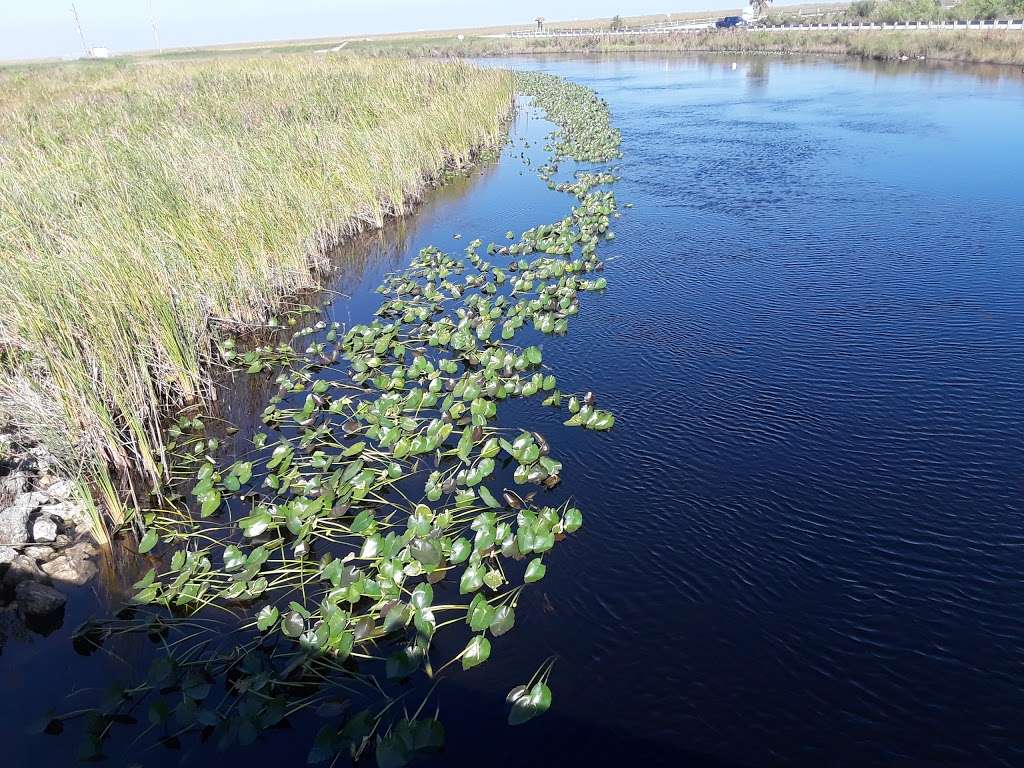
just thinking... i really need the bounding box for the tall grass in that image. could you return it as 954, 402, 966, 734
785, 0, 1024, 22
346, 29, 1024, 67
0, 56, 512, 537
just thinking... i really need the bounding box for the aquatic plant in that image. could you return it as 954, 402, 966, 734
0, 56, 513, 540
53, 71, 624, 765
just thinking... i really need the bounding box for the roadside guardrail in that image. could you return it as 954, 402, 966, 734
499, 18, 1024, 38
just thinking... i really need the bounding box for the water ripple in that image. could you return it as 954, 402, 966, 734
486, 54, 1024, 768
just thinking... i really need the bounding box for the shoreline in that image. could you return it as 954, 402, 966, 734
346, 29, 1024, 69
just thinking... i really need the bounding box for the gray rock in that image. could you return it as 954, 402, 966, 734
15, 580, 66, 620
0, 503, 32, 546
16, 490, 48, 510
0, 545, 15, 566
24, 545, 54, 561
0, 468, 31, 507
44, 501, 88, 532
69, 540, 99, 557
31, 515, 58, 543
43, 479, 75, 500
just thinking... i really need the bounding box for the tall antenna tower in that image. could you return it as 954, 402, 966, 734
71, 3, 89, 56
149, 0, 162, 53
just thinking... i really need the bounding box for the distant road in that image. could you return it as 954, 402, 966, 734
314, 40, 349, 53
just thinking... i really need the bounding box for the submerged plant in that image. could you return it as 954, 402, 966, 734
57, 70, 625, 766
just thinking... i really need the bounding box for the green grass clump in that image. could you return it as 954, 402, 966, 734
0, 56, 512, 533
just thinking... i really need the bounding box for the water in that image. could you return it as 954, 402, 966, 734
5, 54, 1023, 767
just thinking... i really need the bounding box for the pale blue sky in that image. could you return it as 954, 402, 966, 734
1, 0, 799, 61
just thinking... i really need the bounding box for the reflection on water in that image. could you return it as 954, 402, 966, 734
3, 55, 1024, 768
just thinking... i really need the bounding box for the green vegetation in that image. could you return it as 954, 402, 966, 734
60, 72, 624, 765
776, 0, 1024, 22
344, 28, 1024, 67
0, 56, 512, 539
708, 27, 1024, 64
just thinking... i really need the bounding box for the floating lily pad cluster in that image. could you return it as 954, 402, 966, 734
67, 71, 624, 766
514, 72, 622, 164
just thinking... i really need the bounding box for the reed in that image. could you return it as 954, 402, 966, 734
0, 55, 512, 538
345, 29, 1024, 67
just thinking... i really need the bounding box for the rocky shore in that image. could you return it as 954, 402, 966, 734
0, 424, 98, 643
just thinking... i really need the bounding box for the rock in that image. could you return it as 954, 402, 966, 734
15, 580, 66, 633
68, 540, 99, 558
15, 580, 65, 616
41, 545, 97, 586
0, 502, 32, 546
43, 479, 74, 500
1, 554, 45, 595
44, 501, 89, 532
0, 430, 98, 636
24, 545, 54, 561
0, 490, 56, 547
0, 467, 31, 507
31, 515, 58, 543
16, 490, 48, 510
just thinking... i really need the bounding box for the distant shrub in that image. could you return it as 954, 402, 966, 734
949, 0, 1017, 18
849, 0, 879, 17
845, 0, 1023, 20
760, 11, 806, 24
872, 0, 944, 22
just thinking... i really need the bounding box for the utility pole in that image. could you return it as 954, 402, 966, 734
149, 0, 162, 53
71, 3, 89, 56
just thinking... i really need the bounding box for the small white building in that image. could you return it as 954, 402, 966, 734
741, 5, 756, 21
88, 46, 110, 59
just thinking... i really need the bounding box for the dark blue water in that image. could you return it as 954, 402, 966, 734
4, 55, 1023, 767
478, 55, 1024, 768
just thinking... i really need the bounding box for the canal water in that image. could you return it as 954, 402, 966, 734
4, 54, 1023, 767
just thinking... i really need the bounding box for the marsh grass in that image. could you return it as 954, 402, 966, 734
346, 29, 1024, 67
0, 56, 512, 537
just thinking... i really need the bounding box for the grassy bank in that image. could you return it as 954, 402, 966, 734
0, 56, 512, 536
768, 0, 1024, 23
345, 29, 1024, 67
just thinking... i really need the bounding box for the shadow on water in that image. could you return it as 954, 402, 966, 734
416, 677, 754, 768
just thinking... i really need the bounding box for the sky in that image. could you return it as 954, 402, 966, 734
0, 0, 792, 61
